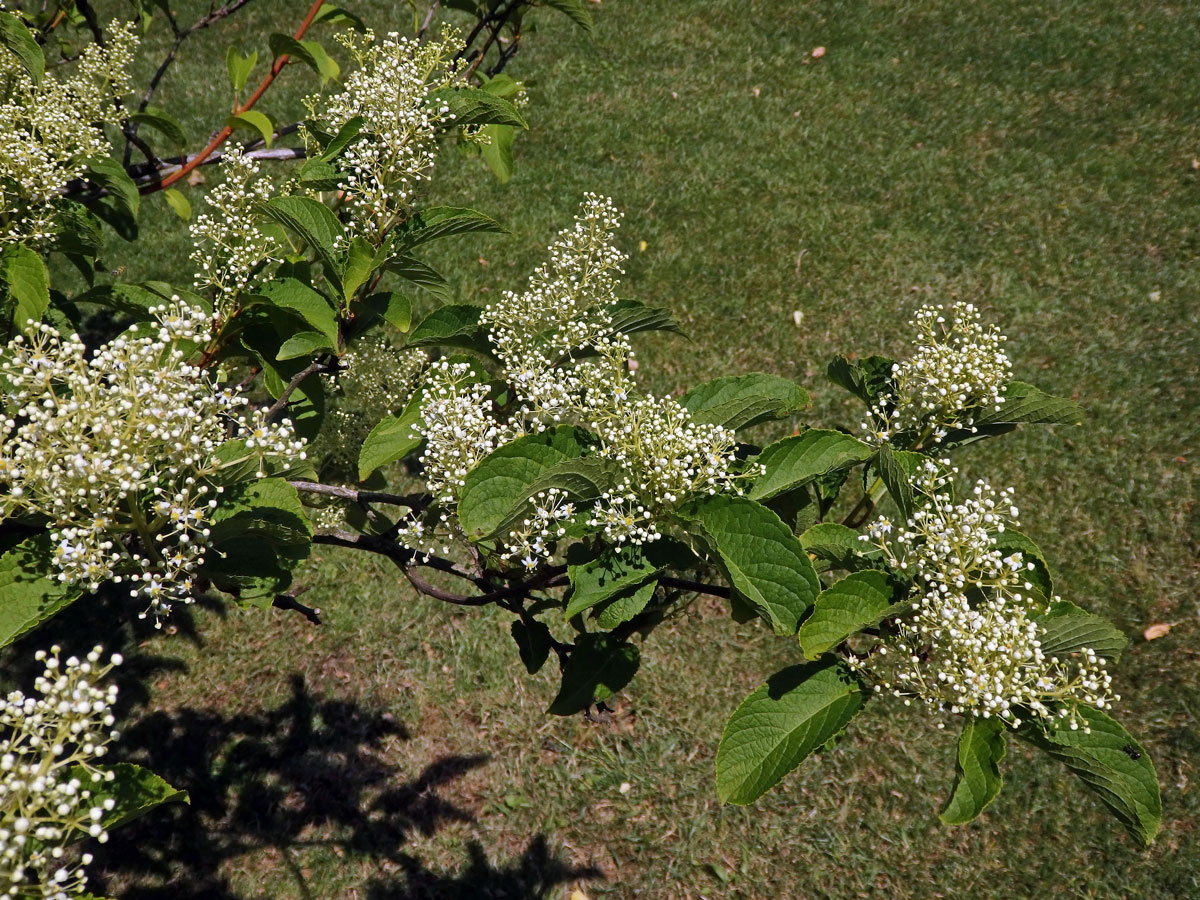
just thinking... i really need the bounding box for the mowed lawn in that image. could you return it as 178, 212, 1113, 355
28, 0, 1200, 897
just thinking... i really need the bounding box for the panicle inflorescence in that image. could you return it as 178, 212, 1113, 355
863, 302, 1011, 446
309, 28, 461, 240
854, 460, 1115, 729
407, 196, 744, 567
0, 646, 122, 900
0, 20, 138, 245
0, 302, 306, 619
189, 148, 277, 311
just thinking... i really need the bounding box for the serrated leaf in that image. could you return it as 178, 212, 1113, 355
798, 570, 903, 658
342, 235, 384, 301
874, 446, 923, 521
385, 255, 451, 300
357, 389, 424, 480
48, 200, 103, 257
79, 763, 188, 831
2, 243, 49, 333
799, 522, 873, 570
269, 32, 318, 70
1018, 708, 1160, 846
716, 659, 865, 804
479, 123, 515, 182
511, 619, 552, 674
311, 3, 367, 31
85, 156, 140, 219
566, 545, 658, 618
605, 298, 684, 337
548, 633, 639, 715
318, 116, 365, 162
358, 291, 411, 332
1035, 600, 1128, 662
680, 374, 809, 431
129, 107, 186, 147
540, 0, 595, 33
161, 188, 192, 220
940, 716, 1007, 825
258, 196, 344, 286
976, 381, 1084, 426
0, 12, 43, 85
750, 430, 873, 501
594, 579, 656, 628
432, 86, 529, 129
208, 478, 312, 553
226, 110, 274, 147
406, 303, 487, 351
683, 495, 819, 635
492, 457, 618, 539
826, 355, 895, 405
297, 159, 345, 190
0, 537, 81, 648
276, 330, 332, 360
255, 277, 339, 347
398, 206, 506, 249
74, 282, 164, 320
457, 427, 589, 539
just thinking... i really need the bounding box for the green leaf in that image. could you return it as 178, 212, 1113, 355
258, 196, 344, 285
341, 235, 385, 302
74, 282, 165, 320
317, 116, 365, 162
457, 426, 588, 539
798, 570, 904, 658
255, 277, 339, 348
432, 86, 529, 129
540, 0, 595, 33
976, 381, 1084, 426
398, 207, 506, 249
716, 659, 865, 804
940, 716, 1007, 825
161, 188, 192, 220
81, 763, 189, 831
683, 495, 820, 635
276, 330, 332, 360
990, 529, 1053, 599
299, 39, 340, 82
1035, 600, 1128, 662
406, 303, 488, 352
268, 33, 317, 70
479, 123, 515, 183
799, 522, 873, 570
680, 373, 810, 431
297, 159, 345, 190
1018, 708, 1161, 846
605, 298, 684, 337
384, 255, 451, 300
0, 537, 81, 649
357, 390, 424, 480
48, 201, 103, 257
2, 243, 49, 333
566, 545, 658, 618
85, 157, 139, 220
493, 457, 618, 539
750, 430, 873, 501
594, 579, 656, 629
548, 633, 640, 715
311, 3, 367, 30
226, 110, 274, 147
827, 355, 895, 405
0, 12, 44, 85
874, 446, 923, 521
358, 291, 411, 332
511, 619, 552, 674
128, 107, 186, 147
226, 47, 257, 93
208, 478, 312, 554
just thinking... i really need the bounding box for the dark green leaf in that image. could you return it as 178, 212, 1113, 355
976, 381, 1084, 426
357, 390, 425, 480
297, 159, 345, 190
0, 12, 43, 84
683, 495, 819, 635
406, 303, 487, 352
479, 123, 515, 182
594, 579, 656, 628
1018, 708, 1161, 846
384, 255, 451, 300
318, 116, 365, 162
2, 243, 49, 333
798, 570, 904, 658
548, 633, 640, 715
129, 107, 186, 147
358, 291, 412, 332
750, 430, 873, 501
258, 196, 344, 285
827, 355, 895, 405
276, 330, 332, 360
48, 201, 103, 257
989, 528, 1053, 599
511, 619, 552, 674
82, 763, 188, 831
432, 86, 529, 129
85, 156, 140, 219
566, 545, 658, 618
680, 373, 810, 431
605, 298, 684, 337
1035, 600, 1128, 662
716, 659, 865, 804
0, 537, 81, 649
874, 446, 923, 521
799, 522, 874, 570
940, 716, 1007, 825
398, 206, 506, 249
540, 0, 594, 33
255, 277, 339, 347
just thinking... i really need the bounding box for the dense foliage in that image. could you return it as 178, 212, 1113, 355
0, 1, 1162, 896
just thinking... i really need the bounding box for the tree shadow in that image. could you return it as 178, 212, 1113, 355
88, 673, 600, 900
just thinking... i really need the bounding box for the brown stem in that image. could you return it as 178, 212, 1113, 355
264, 357, 330, 421
290, 481, 430, 511
141, 0, 326, 195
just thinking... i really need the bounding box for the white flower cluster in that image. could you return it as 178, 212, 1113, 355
0, 20, 138, 245
855, 461, 1116, 729
408, 196, 743, 567
1, 646, 121, 900
311, 28, 460, 240
863, 302, 1011, 446
0, 303, 306, 618
189, 148, 276, 311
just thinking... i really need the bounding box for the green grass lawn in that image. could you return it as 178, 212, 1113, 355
25, 0, 1200, 896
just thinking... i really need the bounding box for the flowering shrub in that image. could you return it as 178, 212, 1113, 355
0, 1, 1163, 894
